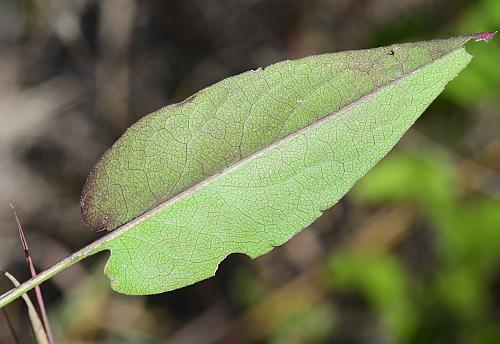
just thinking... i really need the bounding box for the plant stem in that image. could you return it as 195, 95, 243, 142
0, 238, 103, 309
0, 208, 146, 309
11, 204, 54, 343
0, 183, 178, 309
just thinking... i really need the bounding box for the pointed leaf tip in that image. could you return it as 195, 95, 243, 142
470, 31, 497, 42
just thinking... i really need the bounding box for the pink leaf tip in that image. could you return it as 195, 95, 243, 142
470, 31, 497, 42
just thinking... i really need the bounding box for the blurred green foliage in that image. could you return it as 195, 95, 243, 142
345, 149, 500, 343
327, 251, 415, 340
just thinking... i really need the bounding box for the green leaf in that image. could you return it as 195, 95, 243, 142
80, 33, 490, 295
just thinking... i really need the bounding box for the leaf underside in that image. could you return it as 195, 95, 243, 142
81, 34, 480, 295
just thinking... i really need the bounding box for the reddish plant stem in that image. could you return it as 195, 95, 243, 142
10, 205, 54, 344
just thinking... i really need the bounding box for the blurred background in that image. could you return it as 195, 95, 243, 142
0, 0, 499, 343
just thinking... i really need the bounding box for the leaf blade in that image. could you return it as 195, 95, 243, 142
82, 35, 483, 294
